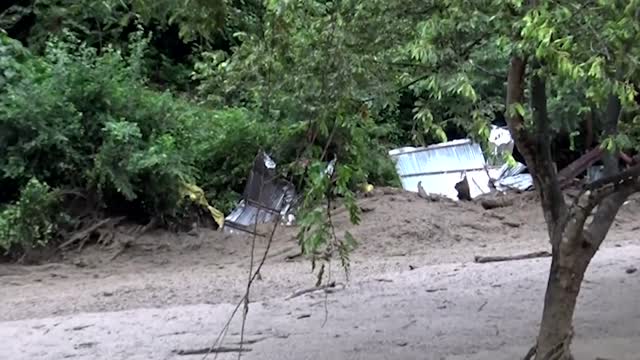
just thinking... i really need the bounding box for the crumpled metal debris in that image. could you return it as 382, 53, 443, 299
489, 162, 534, 192
224, 152, 296, 235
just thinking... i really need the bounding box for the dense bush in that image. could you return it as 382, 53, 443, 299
0, 28, 400, 256
0, 31, 272, 252
0, 178, 64, 255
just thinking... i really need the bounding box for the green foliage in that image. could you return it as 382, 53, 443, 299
0, 31, 30, 88
186, 108, 279, 212
194, 0, 405, 277
0, 30, 195, 217
0, 30, 275, 248
0, 178, 63, 254
5, 0, 640, 265
2, 0, 225, 46
296, 161, 360, 280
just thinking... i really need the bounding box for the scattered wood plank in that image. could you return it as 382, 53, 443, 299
502, 221, 521, 228
477, 300, 488, 312
480, 197, 514, 210
285, 281, 344, 300
285, 251, 303, 261
425, 287, 447, 293
174, 347, 251, 356
474, 251, 551, 264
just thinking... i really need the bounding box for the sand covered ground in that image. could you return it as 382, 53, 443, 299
1, 188, 639, 359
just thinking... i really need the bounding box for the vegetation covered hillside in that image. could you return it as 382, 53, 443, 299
3, 2, 640, 358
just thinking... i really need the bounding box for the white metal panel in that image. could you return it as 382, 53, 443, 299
390, 139, 490, 199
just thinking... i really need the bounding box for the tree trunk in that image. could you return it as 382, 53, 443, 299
534, 231, 596, 360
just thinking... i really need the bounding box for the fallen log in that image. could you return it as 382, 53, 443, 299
285, 281, 344, 300
174, 347, 251, 356
480, 197, 514, 210
474, 251, 551, 264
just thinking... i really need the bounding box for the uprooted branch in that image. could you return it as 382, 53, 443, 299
585, 161, 640, 191
58, 216, 126, 250
285, 281, 345, 300
474, 251, 551, 264
175, 347, 251, 356
479, 197, 514, 210
565, 170, 640, 243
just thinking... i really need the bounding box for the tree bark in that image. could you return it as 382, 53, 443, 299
504, 4, 637, 356
602, 94, 621, 177
534, 231, 595, 360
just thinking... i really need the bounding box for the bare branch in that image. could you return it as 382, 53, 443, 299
585, 162, 640, 191
585, 178, 640, 248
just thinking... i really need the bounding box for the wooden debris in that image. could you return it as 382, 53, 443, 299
59, 217, 125, 250
455, 174, 472, 201
480, 197, 514, 210
425, 287, 447, 293
285, 252, 303, 261
474, 251, 551, 264
502, 221, 521, 228
477, 300, 488, 312
285, 281, 344, 300
174, 347, 251, 356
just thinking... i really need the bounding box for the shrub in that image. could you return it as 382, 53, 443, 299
0, 28, 401, 257
0, 178, 64, 255
0, 31, 261, 238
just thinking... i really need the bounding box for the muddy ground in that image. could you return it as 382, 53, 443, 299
1, 188, 639, 359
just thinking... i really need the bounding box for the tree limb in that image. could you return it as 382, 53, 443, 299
585, 178, 640, 248
602, 94, 622, 177
505, 55, 567, 244
529, 64, 568, 245
585, 161, 640, 191
474, 251, 551, 264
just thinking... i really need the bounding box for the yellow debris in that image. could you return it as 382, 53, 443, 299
180, 183, 224, 228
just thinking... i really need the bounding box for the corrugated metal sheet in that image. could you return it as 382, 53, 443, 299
390, 139, 536, 199
390, 139, 490, 200
489, 162, 526, 180
496, 173, 533, 191
390, 139, 486, 176
489, 162, 534, 191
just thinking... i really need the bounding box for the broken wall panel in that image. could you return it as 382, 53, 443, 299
389, 139, 491, 200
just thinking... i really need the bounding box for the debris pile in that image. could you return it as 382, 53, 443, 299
388, 126, 533, 201
224, 152, 297, 236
